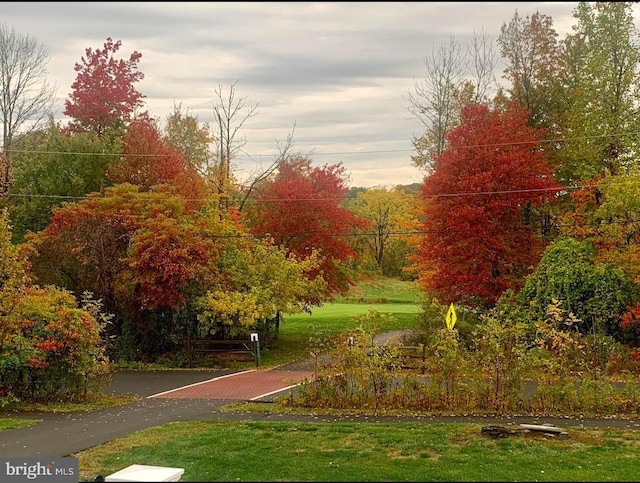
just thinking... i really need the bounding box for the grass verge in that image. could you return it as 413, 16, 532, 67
0, 418, 40, 431
0, 394, 140, 413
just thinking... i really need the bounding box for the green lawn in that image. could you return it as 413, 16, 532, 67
331, 276, 424, 304
75, 420, 640, 482
260, 277, 421, 367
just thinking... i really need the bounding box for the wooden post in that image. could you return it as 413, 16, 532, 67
251, 332, 261, 367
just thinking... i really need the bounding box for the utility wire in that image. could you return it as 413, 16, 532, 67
5, 130, 640, 159
5, 129, 640, 202
143, 217, 640, 240
0, 180, 602, 202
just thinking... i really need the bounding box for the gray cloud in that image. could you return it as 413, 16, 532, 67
1, 1, 614, 187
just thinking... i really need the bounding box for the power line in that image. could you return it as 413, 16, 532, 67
6, 130, 640, 159
97, 218, 640, 240
0, 180, 590, 203
4, 196, 639, 240
424, 186, 570, 198
5, 193, 88, 200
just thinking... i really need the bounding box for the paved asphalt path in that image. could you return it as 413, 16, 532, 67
1, 345, 640, 459
0, 365, 320, 458
0, 369, 237, 458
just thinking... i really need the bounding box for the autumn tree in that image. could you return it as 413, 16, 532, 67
0, 209, 110, 403
129, 202, 326, 346
28, 183, 325, 359
64, 37, 146, 136
0, 23, 56, 194
26, 184, 194, 355
106, 117, 207, 211
498, 10, 565, 131
413, 101, 563, 307
560, 171, 640, 287
349, 186, 419, 277
247, 157, 370, 296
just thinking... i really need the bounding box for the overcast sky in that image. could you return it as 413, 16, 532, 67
2, 2, 620, 188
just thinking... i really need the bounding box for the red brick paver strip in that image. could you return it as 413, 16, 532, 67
148, 369, 314, 400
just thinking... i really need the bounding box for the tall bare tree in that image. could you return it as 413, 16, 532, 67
210, 81, 258, 209
406, 31, 498, 173
0, 24, 56, 194
406, 34, 466, 173
468, 28, 499, 104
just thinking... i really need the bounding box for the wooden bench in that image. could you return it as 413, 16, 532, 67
396, 345, 427, 374
187, 338, 260, 367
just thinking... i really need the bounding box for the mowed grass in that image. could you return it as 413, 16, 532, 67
75, 420, 640, 482
331, 275, 425, 304
260, 277, 422, 367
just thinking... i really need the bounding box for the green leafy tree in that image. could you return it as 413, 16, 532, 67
519, 237, 636, 341
557, 2, 640, 181
6, 122, 120, 242
591, 172, 640, 285
0, 208, 26, 294
195, 235, 326, 344
163, 102, 212, 176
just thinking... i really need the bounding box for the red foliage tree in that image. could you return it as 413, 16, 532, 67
27, 184, 219, 356
106, 118, 207, 212
28, 184, 190, 313
64, 37, 145, 135
126, 213, 219, 310
248, 157, 370, 295
413, 102, 563, 307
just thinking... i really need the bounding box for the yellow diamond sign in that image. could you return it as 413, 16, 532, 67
445, 303, 457, 330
